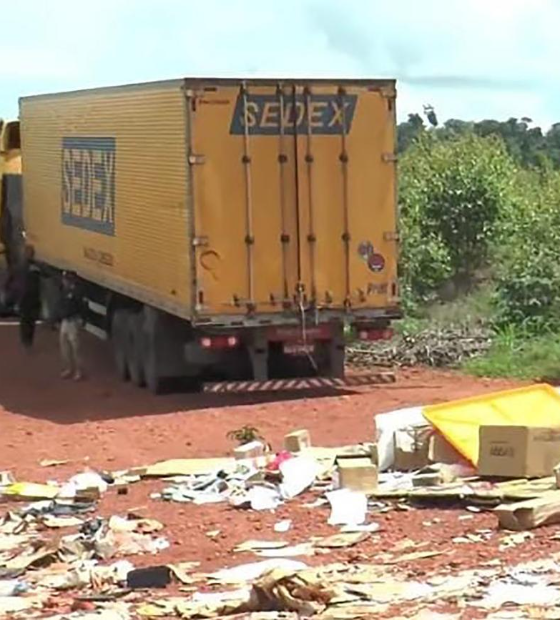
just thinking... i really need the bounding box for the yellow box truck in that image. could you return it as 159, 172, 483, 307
19, 78, 399, 392
0, 119, 23, 312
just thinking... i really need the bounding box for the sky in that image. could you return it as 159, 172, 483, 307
2, 0, 559, 127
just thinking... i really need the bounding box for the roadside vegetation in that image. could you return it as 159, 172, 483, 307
396, 111, 560, 381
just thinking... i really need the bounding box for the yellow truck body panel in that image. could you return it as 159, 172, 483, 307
0, 120, 22, 262
21, 82, 191, 317
21, 78, 398, 324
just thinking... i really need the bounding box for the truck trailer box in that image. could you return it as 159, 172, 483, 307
20, 78, 398, 324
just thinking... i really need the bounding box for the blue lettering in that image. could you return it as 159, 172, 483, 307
103, 150, 115, 225
62, 150, 72, 213
61, 137, 116, 236
72, 154, 83, 212
82, 150, 92, 219
93, 161, 105, 221
230, 94, 357, 135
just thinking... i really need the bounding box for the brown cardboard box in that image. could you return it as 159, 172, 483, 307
336, 456, 378, 493
429, 433, 463, 465
234, 440, 265, 460
393, 426, 432, 471
284, 430, 311, 453
478, 426, 560, 478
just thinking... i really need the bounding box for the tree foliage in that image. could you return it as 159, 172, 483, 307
399, 132, 516, 302
399, 115, 560, 169
398, 110, 560, 332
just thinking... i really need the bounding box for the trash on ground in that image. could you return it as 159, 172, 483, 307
284, 429, 312, 453
127, 565, 171, 589
39, 459, 70, 468
327, 489, 367, 526
274, 519, 292, 533
279, 456, 320, 499
335, 455, 378, 493
495, 492, 560, 530
423, 384, 560, 466
208, 559, 308, 585
314, 532, 370, 549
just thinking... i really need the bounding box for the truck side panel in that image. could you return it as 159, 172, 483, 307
21, 83, 191, 317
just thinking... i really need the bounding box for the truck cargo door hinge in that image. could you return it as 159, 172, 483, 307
382, 153, 398, 163
192, 236, 209, 247
189, 154, 206, 165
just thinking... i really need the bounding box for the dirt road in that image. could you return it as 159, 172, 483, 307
0, 321, 518, 478
4, 321, 555, 619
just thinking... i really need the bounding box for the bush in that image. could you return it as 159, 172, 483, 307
464, 325, 560, 381
493, 169, 560, 331
399, 133, 517, 305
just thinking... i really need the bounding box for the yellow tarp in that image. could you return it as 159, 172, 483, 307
423, 384, 560, 465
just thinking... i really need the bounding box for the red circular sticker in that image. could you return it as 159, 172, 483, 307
367, 252, 385, 273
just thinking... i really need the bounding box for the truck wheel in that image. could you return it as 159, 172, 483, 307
318, 338, 345, 378
141, 308, 164, 394
126, 312, 146, 387
143, 348, 165, 394
112, 310, 130, 381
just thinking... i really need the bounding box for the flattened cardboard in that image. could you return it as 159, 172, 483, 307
479, 425, 560, 478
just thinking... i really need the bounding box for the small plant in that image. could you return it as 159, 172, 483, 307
226, 425, 264, 446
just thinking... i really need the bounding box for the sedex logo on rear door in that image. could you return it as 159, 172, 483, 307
61, 137, 116, 236
230, 93, 358, 135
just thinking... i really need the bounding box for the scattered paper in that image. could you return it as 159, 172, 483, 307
208, 559, 308, 584
279, 456, 320, 499
248, 486, 282, 511
314, 532, 369, 549
234, 540, 288, 553
42, 515, 83, 529
327, 489, 367, 526
274, 519, 292, 533
39, 459, 69, 468
256, 543, 315, 557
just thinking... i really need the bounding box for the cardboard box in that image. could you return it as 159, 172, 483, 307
479, 426, 560, 478
284, 430, 311, 453
393, 426, 432, 471
336, 455, 378, 493
234, 440, 265, 460
429, 433, 463, 465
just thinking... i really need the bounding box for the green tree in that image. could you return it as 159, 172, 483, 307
494, 168, 560, 330
399, 132, 517, 302
397, 113, 425, 153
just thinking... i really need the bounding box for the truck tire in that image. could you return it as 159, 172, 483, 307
141, 307, 165, 395
112, 310, 130, 381
325, 341, 345, 378
126, 312, 146, 387
143, 345, 165, 394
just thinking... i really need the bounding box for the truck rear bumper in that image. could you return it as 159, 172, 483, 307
203, 371, 396, 393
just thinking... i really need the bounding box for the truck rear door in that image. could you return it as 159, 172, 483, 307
188, 80, 397, 321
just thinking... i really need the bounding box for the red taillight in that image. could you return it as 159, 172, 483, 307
199, 335, 240, 350
226, 335, 239, 348
358, 328, 394, 341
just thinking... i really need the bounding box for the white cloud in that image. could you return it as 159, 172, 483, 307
1, 0, 560, 126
